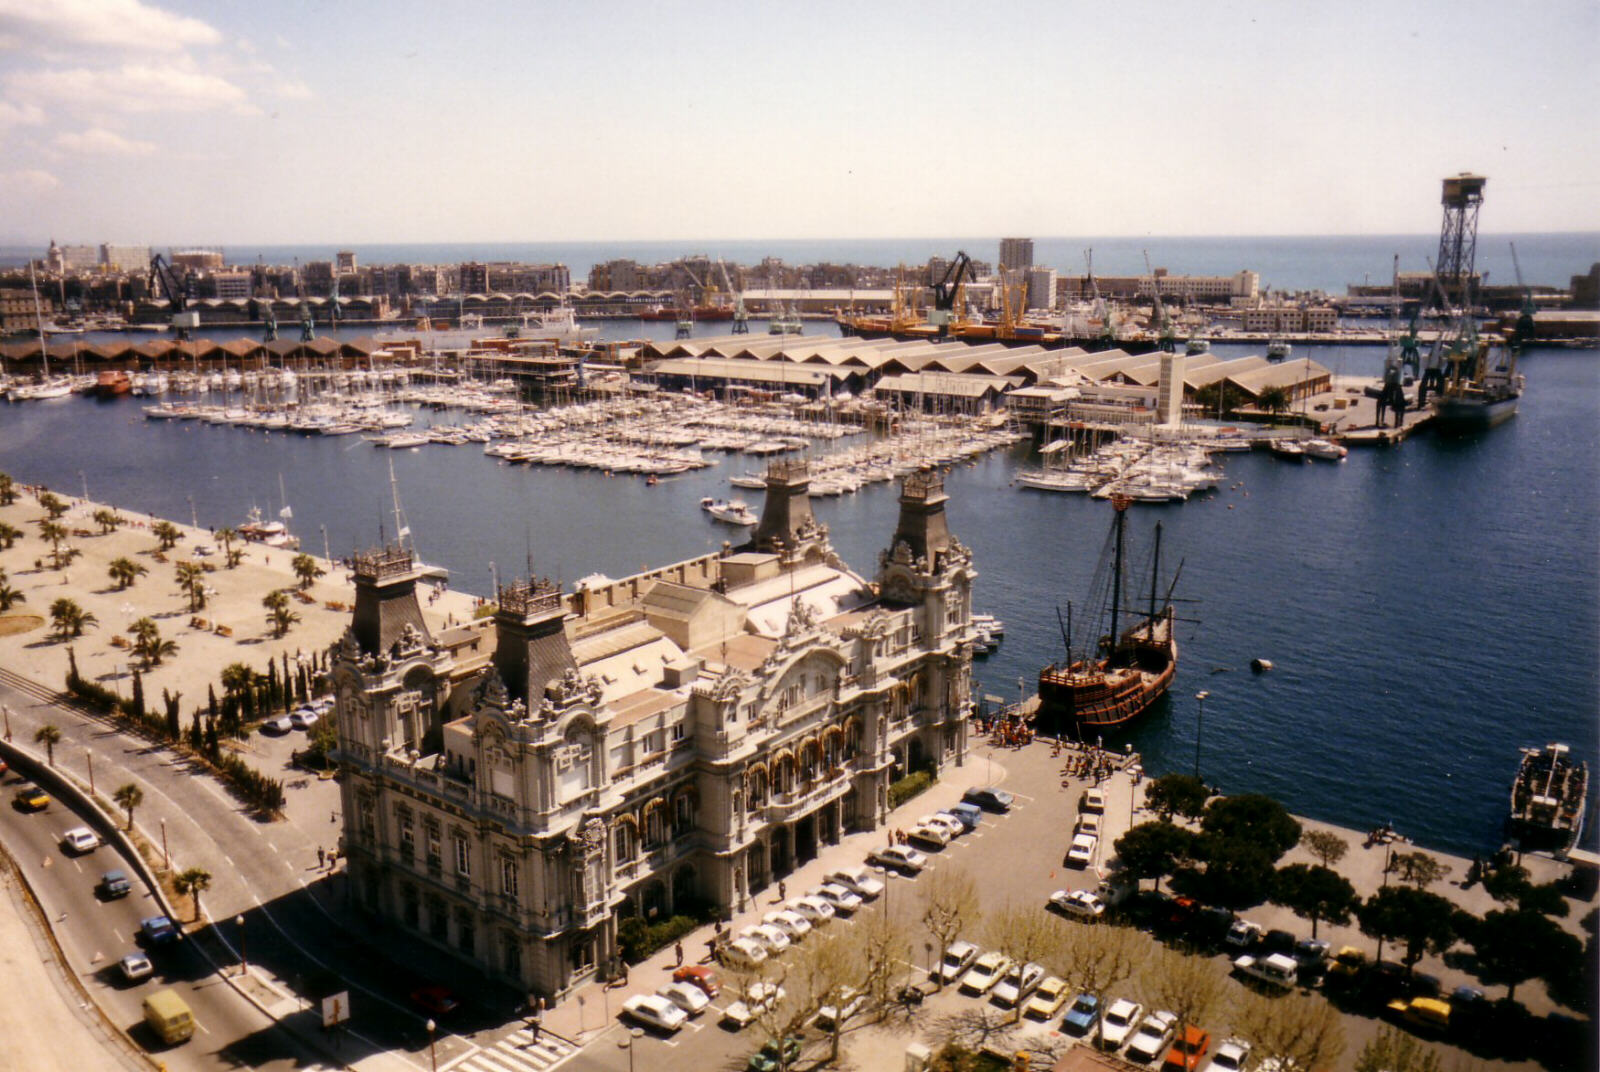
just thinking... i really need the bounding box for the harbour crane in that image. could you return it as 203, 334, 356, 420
1085, 248, 1118, 350
719, 258, 749, 334
148, 253, 194, 340
929, 251, 972, 338
1508, 242, 1536, 353
1143, 251, 1175, 353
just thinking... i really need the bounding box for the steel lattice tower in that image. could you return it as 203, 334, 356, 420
1435, 173, 1486, 306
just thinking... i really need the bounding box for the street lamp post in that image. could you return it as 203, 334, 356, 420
426, 1018, 437, 1072
78, 469, 88, 503
160, 817, 169, 870
236, 914, 247, 975
86, 749, 94, 794
1193, 690, 1209, 780
187, 495, 198, 530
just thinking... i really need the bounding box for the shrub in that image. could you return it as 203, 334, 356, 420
889, 769, 934, 809
617, 914, 700, 964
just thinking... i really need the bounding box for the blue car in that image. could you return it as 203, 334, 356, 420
140, 915, 179, 946
1062, 991, 1100, 1036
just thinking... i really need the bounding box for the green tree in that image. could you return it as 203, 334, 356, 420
38, 519, 70, 568
1258, 385, 1293, 416
1200, 794, 1302, 861
1389, 850, 1452, 889
1177, 833, 1279, 911
48, 597, 97, 639
263, 588, 299, 637
0, 471, 15, 506
129, 616, 179, 667
1114, 821, 1197, 891
38, 491, 68, 519
291, 552, 325, 589
215, 526, 243, 568
112, 783, 144, 830
107, 556, 148, 590
1356, 886, 1457, 970
1471, 908, 1583, 1001
1144, 773, 1210, 821
33, 723, 62, 765
151, 519, 182, 552
173, 867, 211, 922
1299, 829, 1349, 869
0, 520, 21, 548
175, 560, 208, 611
1271, 863, 1358, 938
92, 508, 125, 535
0, 579, 25, 613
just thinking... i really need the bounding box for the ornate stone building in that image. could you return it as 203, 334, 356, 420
330, 464, 978, 999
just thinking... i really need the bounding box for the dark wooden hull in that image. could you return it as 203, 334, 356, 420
1036, 616, 1176, 737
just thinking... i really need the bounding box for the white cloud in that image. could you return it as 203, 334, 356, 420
54, 126, 155, 156
0, 168, 62, 196
0, 0, 220, 53
0, 98, 44, 129
16, 63, 251, 114
276, 79, 312, 101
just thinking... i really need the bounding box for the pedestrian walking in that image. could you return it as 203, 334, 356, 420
317, 846, 326, 868
777, 879, 787, 901
674, 939, 684, 966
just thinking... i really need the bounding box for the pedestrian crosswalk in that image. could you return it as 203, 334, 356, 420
449, 1028, 576, 1072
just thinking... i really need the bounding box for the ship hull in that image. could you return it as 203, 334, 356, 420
1432, 394, 1519, 431
1036, 618, 1176, 737
836, 321, 1158, 355
1508, 743, 1589, 856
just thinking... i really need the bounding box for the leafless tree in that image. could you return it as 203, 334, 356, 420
1233, 989, 1346, 1072
920, 864, 981, 991
1138, 944, 1229, 1065
1056, 922, 1145, 1045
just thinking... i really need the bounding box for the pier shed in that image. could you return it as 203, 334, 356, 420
1223, 357, 1331, 405
872, 371, 1020, 414
648, 356, 849, 399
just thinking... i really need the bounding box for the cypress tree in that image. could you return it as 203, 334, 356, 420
164, 688, 181, 739
130, 668, 146, 721
208, 683, 219, 721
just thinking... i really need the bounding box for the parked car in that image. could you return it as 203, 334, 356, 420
1098, 998, 1145, 1050
923, 812, 967, 838
1191, 906, 1236, 948
672, 964, 720, 997
1049, 888, 1106, 919
62, 826, 101, 854
746, 1035, 802, 1072
1096, 878, 1134, 908
1202, 1037, 1253, 1071
1233, 953, 1298, 989
139, 915, 179, 946
763, 909, 812, 941
991, 961, 1046, 1007
946, 802, 984, 830
739, 923, 790, 955
622, 993, 687, 1033
810, 883, 862, 914
1082, 787, 1106, 813
410, 985, 460, 1016
289, 708, 320, 730
261, 715, 294, 736
1163, 1024, 1212, 1071
119, 951, 154, 983
1224, 919, 1264, 949
1125, 1010, 1179, 1063
962, 786, 1014, 812
1325, 945, 1368, 984
1066, 832, 1098, 867
718, 936, 769, 971
935, 940, 980, 985
788, 895, 836, 926
815, 987, 865, 1029
1076, 812, 1102, 837
826, 866, 885, 900
1386, 996, 1451, 1034
1262, 929, 1297, 956
97, 869, 132, 899
14, 784, 50, 811
1025, 975, 1071, 1019
656, 981, 711, 1017
905, 822, 951, 847
1063, 991, 1101, 1037
868, 845, 927, 873
959, 951, 1013, 995
722, 982, 785, 1028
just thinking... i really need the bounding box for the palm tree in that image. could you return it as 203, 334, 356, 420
173, 867, 211, 922
1258, 384, 1293, 417
108, 556, 148, 590
0, 472, 15, 506
263, 589, 300, 638
0, 579, 24, 613
37, 491, 68, 520
129, 617, 178, 667
175, 560, 208, 611
92, 508, 125, 535
49, 597, 97, 639
0, 520, 21, 549
151, 520, 182, 552
113, 783, 144, 830
291, 552, 326, 590
220, 661, 257, 700
33, 723, 61, 765
215, 526, 243, 569
38, 519, 68, 567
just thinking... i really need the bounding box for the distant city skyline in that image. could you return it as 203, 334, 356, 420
2, 0, 1597, 245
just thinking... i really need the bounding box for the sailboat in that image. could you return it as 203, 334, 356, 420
387, 455, 449, 581
1036, 496, 1179, 736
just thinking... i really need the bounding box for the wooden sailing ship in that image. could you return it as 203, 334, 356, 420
1508, 743, 1589, 856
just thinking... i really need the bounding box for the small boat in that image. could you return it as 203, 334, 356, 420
1269, 439, 1307, 461
1303, 438, 1348, 462
1267, 338, 1292, 361
728, 473, 768, 490
1508, 743, 1588, 857
238, 505, 299, 549
700, 497, 759, 526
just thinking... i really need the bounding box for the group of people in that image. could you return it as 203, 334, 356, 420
973, 714, 1033, 749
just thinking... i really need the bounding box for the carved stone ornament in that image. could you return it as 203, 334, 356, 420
475, 667, 510, 713
574, 816, 607, 859
784, 598, 819, 637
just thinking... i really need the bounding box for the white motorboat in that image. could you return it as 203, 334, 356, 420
1303, 438, 1348, 462
700, 497, 759, 526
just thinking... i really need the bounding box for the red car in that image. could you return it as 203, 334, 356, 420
672, 964, 721, 998
1163, 1024, 1211, 1071
410, 985, 460, 1016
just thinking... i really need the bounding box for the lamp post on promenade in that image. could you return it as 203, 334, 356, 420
1193, 690, 1209, 780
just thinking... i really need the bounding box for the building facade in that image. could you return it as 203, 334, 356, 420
331, 465, 978, 999
998, 237, 1034, 271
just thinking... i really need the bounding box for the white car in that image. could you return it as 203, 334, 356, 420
655, 981, 710, 1017
717, 937, 769, 970
788, 896, 836, 925
62, 826, 100, 854
1225, 919, 1264, 949
1082, 787, 1107, 813
827, 867, 885, 899
739, 923, 790, 955
289, 708, 319, 730
1097, 997, 1145, 1050
990, 961, 1046, 1007
1204, 1037, 1253, 1071
922, 813, 966, 838
1025, 976, 1070, 1020
811, 883, 863, 914
262, 715, 294, 735
815, 987, 865, 1029
119, 951, 154, 982
1066, 832, 1098, 867
622, 993, 688, 1033
935, 940, 980, 985
1233, 952, 1297, 989
763, 909, 812, 941
721, 982, 785, 1028
1096, 878, 1133, 907
1049, 888, 1106, 919
905, 822, 951, 847
1125, 1010, 1178, 1063
868, 845, 927, 872
959, 951, 1013, 995
1076, 812, 1102, 837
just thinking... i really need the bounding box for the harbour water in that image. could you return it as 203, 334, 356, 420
2, 342, 1597, 861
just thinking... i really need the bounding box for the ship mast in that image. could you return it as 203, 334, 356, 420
1147, 521, 1162, 639
1108, 494, 1129, 654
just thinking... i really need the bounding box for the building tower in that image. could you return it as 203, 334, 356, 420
998, 237, 1034, 272
1435, 173, 1486, 308
750, 459, 829, 566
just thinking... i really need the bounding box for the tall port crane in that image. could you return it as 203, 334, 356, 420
1143, 251, 1175, 353
929, 251, 972, 338
148, 253, 195, 340
1085, 248, 1118, 350
719, 258, 749, 334
1508, 242, 1536, 353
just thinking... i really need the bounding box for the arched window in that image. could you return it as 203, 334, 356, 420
614, 821, 637, 862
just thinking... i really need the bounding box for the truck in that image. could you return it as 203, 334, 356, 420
143, 988, 195, 1044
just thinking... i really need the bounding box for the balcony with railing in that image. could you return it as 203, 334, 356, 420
764, 769, 851, 823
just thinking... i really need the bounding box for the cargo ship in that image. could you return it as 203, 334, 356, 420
1430, 335, 1523, 431
1508, 743, 1588, 856
1036, 497, 1178, 737
640, 305, 733, 322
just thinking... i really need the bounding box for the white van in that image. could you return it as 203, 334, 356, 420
1233, 952, 1298, 988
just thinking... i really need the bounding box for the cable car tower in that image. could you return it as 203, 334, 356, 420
1434, 172, 1485, 310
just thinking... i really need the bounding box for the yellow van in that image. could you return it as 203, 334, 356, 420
1387, 996, 1450, 1033
142, 988, 195, 1045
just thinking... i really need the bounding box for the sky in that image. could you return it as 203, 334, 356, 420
1, 0, 1597, 246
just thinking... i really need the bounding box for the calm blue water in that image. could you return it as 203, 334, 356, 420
5, 233, 1597, 294
1, 344, 1595, 859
